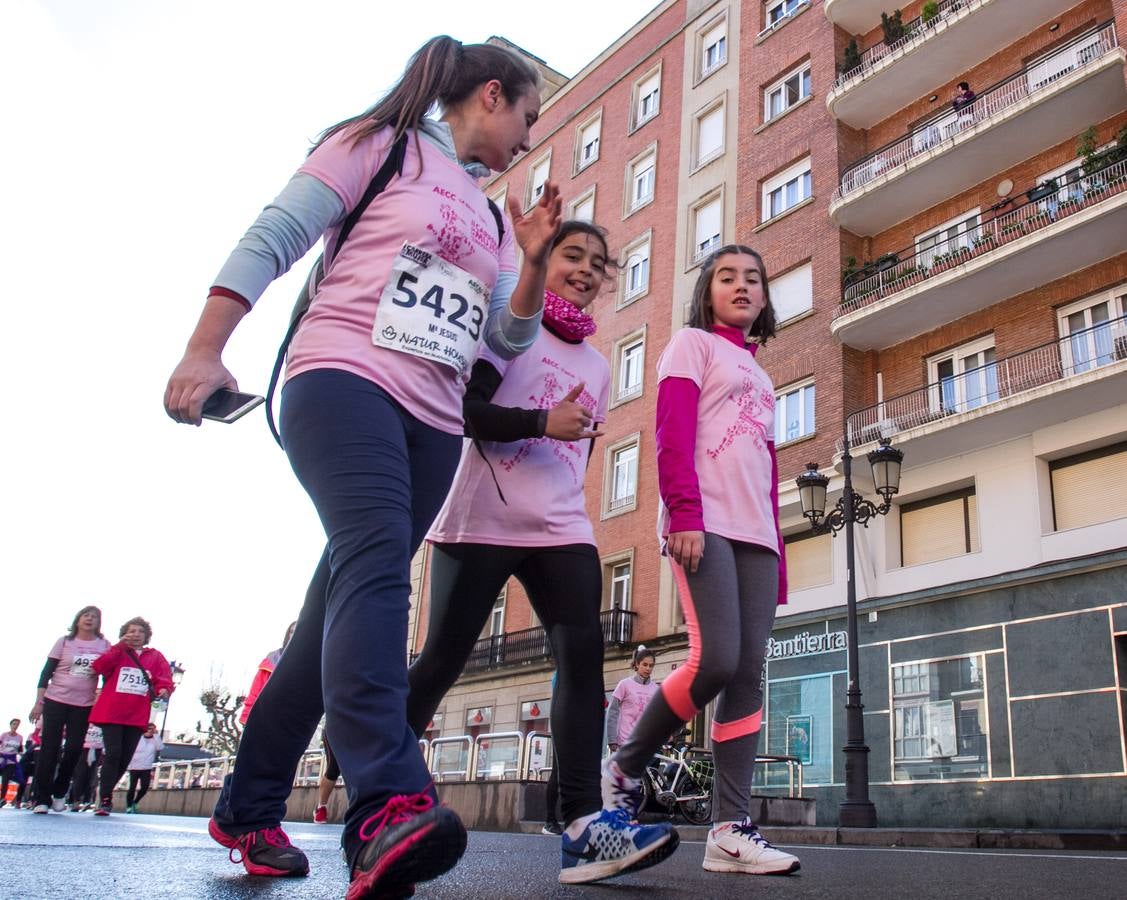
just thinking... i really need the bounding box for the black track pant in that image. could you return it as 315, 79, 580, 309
99, 724, 143, 804
127, 770, 153, 806
35, 698, 92, 805
407, 542, 604, 825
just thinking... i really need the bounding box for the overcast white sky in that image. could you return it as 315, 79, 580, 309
0, 0, 658, 739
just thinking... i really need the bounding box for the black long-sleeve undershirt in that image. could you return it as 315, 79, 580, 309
463, 359, 547, 443
38, 657, 59, 689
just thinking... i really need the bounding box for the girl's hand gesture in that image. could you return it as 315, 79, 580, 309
668, 530, 705, 574
508, 181, 562, 266
544, 382, 600, 442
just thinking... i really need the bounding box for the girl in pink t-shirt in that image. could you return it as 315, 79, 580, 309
407, 221, 676, 883
164, 36, 563, 898
607, 646, 660, 750
28, 605, 110, 814
600, 246, 801, 878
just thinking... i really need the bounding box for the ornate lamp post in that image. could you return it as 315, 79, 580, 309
795, 437, 903, 828
159, 661, 186, 740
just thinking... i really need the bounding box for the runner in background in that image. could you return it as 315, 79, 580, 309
606, 645, 659, 753
0, 719, 23, 808
29, 606, 110, 814
164, 35, 560, 898
89, 617, 174, 816
125, 723, 163, 813
239, 622, 296, 727
68, 723, 104, 811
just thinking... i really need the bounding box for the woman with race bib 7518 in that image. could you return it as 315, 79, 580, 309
163, 35, 560, 900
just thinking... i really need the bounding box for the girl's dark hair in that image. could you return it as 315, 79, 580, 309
551, 220, 618, 276
685, 244, 777, 343
315, 36, 540, 154
68, 606, 104, 640
632, 644, 656, 668
119, 616, 153, 645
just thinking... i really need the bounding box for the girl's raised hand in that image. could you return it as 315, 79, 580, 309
508, 181, 563, 265
667, 530, 705, 574
544, 382, 601, 441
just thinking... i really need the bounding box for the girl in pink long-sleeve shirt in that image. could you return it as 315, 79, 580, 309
599, 245, 800, 878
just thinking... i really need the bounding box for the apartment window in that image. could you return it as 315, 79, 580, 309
489, 185, 508, 213
692, 195, 722, 263
627, 148, 656, 211
1050, 442, 1127, 531
614, 331, 646, 402
575, 114, 601, 172
927, 336, 998, 415
480, 591, 506, 638
916, 209, 980, 270
605, 437, 640, 515
892, 656, 988, 781
694, 102, 725, 168
783, 531, 832, 592
765, 65, 811, 122
900, 487, 979, 566
621, 233, 651, 303
570, 187, 596, 223
700, 20, 727, 77
766, 0, 805, 28
758, 674, 833, 786
527, 154, 550, 208
604, 559, 633, 610
771, 262, 812, 323
762, 158, 811, 221
633, 69, 661, 129
1057, 289, 1127, 375
775, 380, 814, 444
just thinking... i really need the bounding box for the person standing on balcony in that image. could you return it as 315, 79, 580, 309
606, 645, 659, 753
952, 81, 976, 112
164, 34, 563, 897
599, 245, 800, 877
407, 221, 679, 885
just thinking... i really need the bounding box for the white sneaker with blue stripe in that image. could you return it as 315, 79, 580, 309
558, 808, 679, 884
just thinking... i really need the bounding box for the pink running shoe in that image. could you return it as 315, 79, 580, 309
208, 817, 309, 877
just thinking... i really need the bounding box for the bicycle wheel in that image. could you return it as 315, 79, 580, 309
677, 785, 713, 825
677, 757, 715, 825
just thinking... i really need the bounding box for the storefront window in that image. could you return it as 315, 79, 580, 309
756, 674, 833, 786
892, 655, 988, 781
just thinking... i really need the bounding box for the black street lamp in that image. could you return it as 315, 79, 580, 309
795, 436, 903, 828
159, 661, 186, 740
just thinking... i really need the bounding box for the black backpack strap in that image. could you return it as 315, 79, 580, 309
487, 199, 504, 245
265, 133, 409, 446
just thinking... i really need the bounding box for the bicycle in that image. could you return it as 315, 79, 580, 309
639, 732, 714, 826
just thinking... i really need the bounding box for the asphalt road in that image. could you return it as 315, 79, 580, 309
3, 807, 1126, 899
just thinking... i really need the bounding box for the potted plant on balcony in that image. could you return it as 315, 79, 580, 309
1026, 177, 1058, 203
881, 10, 906, 46
972, 233, 997, 255
840, 39, 862, 76
921, 1, 940, 25
929, 251, 952, 273
999, 220, 1025, 243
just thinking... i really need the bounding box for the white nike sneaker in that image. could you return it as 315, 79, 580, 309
703, 819, 800, 875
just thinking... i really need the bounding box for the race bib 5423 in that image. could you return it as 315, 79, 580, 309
372, 242, 490, 378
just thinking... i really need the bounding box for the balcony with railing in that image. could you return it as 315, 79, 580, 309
825, 0, 902, 33
414, 608, 638, 675
841, 315, 1127, 465
831, 153, 1127, 349
828, 0, 1079, 129
829, 22, 1125, 235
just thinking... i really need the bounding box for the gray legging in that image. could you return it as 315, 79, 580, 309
614, 534, 778, 824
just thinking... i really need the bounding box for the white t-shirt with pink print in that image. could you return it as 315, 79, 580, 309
656, 327, 777, 552
428, 329, 610, 547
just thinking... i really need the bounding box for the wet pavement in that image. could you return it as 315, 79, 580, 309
3, 806, 1126, 898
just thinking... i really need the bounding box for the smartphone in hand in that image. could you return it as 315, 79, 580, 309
201, 389, 265, 424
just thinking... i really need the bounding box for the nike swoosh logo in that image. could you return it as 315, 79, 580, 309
719, 846, 740, 859
563, 845, 601, 862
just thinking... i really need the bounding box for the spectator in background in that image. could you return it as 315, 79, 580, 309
0, 719, 23, 808
125, 723, 163, 813
606, 646, 660, 753
239, 622, 297, 726
952, 81, 976, 112
68, 723, 104, 811
15, 733, 40, 809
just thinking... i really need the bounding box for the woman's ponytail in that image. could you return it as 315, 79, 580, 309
312, 35, 539, 157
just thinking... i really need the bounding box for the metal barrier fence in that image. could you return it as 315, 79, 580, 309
148, 732, 806, 798
834, 22, 1118, 200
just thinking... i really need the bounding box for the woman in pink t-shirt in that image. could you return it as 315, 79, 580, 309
28, 605, 110, 814
164, 36, 562, 898
606, 646, 660, 751
600, 246, 801, 878
406, 222, 676, 884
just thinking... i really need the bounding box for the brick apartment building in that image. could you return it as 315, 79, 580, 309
407, 0, 1127, 828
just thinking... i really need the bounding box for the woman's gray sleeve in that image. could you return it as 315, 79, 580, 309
482, 269, 542, 360
606, 696, 622, 745
211, 174, 345, 306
